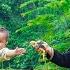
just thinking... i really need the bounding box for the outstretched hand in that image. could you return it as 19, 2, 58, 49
15, 47, 26, 55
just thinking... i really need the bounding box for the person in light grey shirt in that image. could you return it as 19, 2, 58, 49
0, 27, 26, 61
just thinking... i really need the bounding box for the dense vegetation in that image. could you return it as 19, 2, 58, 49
0, 0, 70, 70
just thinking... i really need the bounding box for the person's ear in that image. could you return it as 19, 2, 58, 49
6, 41, 8, 45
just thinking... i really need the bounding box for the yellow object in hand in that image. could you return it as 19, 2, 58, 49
30, 40, 46, 60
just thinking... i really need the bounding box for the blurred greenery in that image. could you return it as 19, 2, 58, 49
0, 0, 70, 70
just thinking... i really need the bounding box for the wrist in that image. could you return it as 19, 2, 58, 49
45, 47, 54, 60
45, 47, 51, 53
45, 47, 53, 55
14, 49, 17, 56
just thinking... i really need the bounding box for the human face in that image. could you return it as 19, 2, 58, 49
0, 32, 8, 49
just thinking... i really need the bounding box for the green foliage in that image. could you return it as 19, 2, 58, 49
0, 0, 70, 70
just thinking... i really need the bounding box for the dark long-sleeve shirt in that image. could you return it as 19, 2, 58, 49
46, 50, 70, 68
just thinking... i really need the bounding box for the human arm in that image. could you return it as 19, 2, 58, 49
30, 40, 70, 68
6, 47, 26, 57
1, 47, 26, 60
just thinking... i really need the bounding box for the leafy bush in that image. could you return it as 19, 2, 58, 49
0, 0, 70, 70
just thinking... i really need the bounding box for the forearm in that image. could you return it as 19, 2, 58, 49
46, 49, 70, 68
6, 50, 16, 58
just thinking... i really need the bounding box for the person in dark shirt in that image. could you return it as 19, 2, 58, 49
30, 40, 70, 68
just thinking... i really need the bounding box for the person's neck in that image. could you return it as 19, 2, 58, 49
0, 46, 6, 50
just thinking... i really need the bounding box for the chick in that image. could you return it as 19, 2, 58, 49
30, 40, 45, 60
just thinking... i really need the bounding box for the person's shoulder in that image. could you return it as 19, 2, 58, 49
1, 47, 10, 52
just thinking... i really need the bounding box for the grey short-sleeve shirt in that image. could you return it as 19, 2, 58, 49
0, 48, 11, 61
